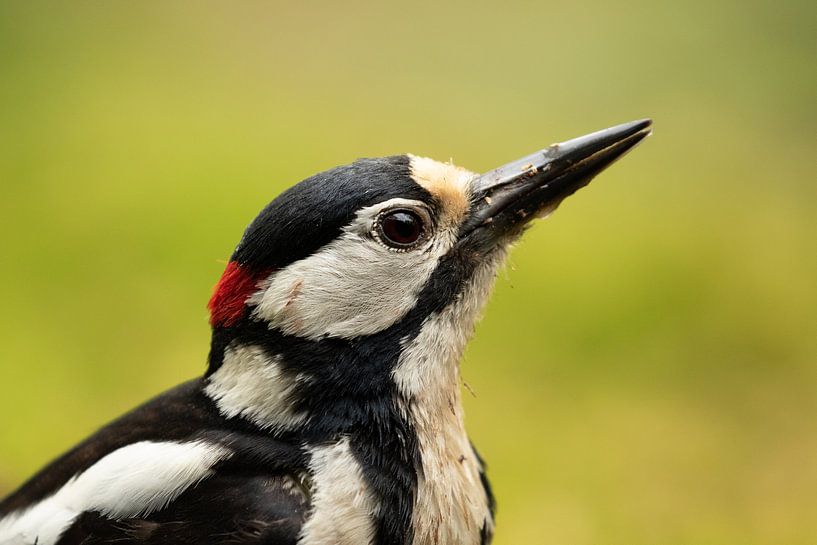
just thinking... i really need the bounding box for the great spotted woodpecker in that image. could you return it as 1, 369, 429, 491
0, 120, 652, 545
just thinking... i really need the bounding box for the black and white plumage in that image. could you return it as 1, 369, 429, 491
0, 120, 652, 545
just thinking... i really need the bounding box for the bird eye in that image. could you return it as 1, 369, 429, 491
376, 209, 426, 249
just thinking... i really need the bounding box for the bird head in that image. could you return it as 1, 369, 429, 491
205, 120, 651, 433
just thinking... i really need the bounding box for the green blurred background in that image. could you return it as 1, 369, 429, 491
1, 1, 815, 543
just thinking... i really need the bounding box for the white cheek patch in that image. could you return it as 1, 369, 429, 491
0, 441, 231, 545
205, 343, 309, 431
249, 199, 459, 341
298, 437, 376, 545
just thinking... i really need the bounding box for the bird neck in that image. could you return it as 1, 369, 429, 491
205, 319, 418, 436
204, 248, 506, 439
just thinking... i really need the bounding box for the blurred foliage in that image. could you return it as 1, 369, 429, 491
1, 1, 815, 544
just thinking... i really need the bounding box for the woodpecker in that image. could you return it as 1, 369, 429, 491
0, 120, 652, 545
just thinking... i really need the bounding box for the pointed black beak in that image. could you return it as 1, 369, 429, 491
461, 119, 652, 243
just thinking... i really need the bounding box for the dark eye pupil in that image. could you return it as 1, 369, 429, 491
380, 211, 423, 246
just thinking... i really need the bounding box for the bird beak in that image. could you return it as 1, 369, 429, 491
461, 119, 652, 244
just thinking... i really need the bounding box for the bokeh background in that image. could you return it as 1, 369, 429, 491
1, 1, 815, 543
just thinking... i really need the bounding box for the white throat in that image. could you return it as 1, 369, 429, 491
392, 252, 505, 545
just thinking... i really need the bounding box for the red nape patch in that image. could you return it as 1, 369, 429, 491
208, 261, 269, 327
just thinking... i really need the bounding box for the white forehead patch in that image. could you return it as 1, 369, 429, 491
408, 155, 475, 226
